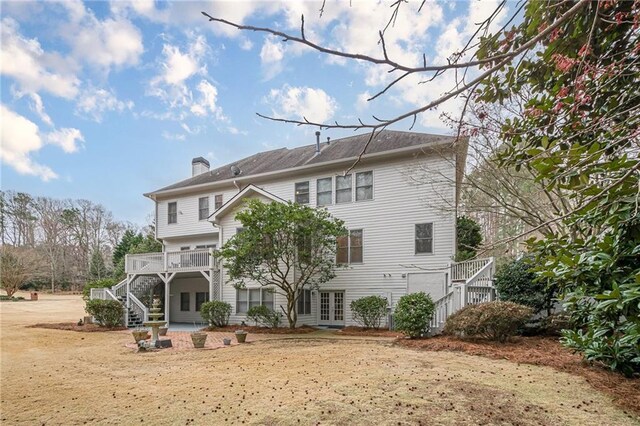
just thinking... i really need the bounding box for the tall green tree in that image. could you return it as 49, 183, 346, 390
219, 200, 346, 328
476, 0, 640, 375
89, 250, 108, 280
456, 216, 482, 261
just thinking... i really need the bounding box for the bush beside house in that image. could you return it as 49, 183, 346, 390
200, 301, 232, 327
444, 301, 533, 343
85, 299, 124, 327
350, 295, 388, 329
393, 292, 435, 338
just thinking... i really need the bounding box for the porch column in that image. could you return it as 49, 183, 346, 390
164, 278, 170, 323
209, 272, 214, 301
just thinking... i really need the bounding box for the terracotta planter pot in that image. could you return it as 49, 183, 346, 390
159, 327, 168, 336
132, 330, 150, 342
235, 331, 248, 343
191, 333, 208, 348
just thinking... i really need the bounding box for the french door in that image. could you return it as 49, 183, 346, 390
319, 291, 345, 326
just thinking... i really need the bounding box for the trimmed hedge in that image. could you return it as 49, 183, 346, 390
200, 301, 232, 327
350, 295, 388, 329
247, 305, 281, 328
443, 301, 533, 343
393, 292, 435, 338
85, 299, 124, 327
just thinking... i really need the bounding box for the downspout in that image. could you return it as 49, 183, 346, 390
233, 180, 241, 192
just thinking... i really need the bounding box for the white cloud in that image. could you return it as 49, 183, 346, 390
260, 37, 284, 64
0, 18, 80, 99
0, 105, 82, 181
190, 80, 225, 120
161, 131, 186, 141
57, 1, 143, 71
266, 85, 337, 123
11, 89, 54, 127
239, 38, 254, 51
45, 128, 84, 153
76, 87, 134, 122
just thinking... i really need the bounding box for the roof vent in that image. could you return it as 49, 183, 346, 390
192, 157, 210, 177
230, 165, 241, 176
315, 131, 321, 155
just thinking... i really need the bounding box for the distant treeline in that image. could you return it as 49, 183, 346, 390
0, 190, 158, 291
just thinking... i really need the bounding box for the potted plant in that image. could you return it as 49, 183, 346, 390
191, 331, 208, 348
235, 329, 248, 343
132, 328, 150, 343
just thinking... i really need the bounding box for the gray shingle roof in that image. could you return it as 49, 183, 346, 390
150, 130, 457, 194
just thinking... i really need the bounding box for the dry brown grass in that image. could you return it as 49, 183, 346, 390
1, 293, 638, 425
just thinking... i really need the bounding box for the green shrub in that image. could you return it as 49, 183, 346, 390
350, 295, 388, 329
393, 292, 435, 338
246, 305, 281, 328
82, 278, 117, 301
200, 301, 232, 327
494, 257, 557, 316
85, 299, 124, 327
444, 301, 533, 343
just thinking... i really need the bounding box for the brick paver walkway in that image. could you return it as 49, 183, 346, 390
123, 330, 273, 351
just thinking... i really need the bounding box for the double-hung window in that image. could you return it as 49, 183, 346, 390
317, 177, 332, 206
168, 202, 177, 224
297, 289, 312, 315
415, 223, 434, 254
336, 229, 363, 264
295, 181, 310, 204
198, 197, 209, 220
336, 175, 352, 203
236, 288, 275, 313
214, 194, 223, 210
355, 171, 373, 201
180, 292, 190, 311
195, 292, 209, 311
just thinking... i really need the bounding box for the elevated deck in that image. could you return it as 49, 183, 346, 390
125, 248, 219, 274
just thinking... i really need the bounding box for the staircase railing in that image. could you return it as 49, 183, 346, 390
111, 278, 127, 299
450, 257, 493, 282
129, 293, 148, 323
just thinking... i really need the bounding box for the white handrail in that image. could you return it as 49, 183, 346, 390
125, 249, 219, 274
111, 278, 127, 299
466, 257, 494, 287
451, 257, 492, 281
129, 293, 148, 323
104, 288, 118, 302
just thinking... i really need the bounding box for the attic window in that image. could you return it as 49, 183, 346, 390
295, 181, 309, 204
168, 202, 177, 224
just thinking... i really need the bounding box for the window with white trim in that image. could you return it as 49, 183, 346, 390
295, 181, 310, 204
317, 177, 332, 206
195, 292, 209, 311
236, 288, 275, 313
214, 194, 223, 210
337, 229, 363, 264
198, 197, 209, 220
168, 202, 177, 224
336, 175, 352, 203
355, 171, 373, 201
297, 289, 312, 315
180, 292, 190, 311
195, 244, 216, 249
415, 223, 434, 254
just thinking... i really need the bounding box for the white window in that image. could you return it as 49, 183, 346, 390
337, 229, 363, 264
295, 181, 310, 204
317, 177, 332, 206
415, 223, 434, 254
355, 171, 373, 201
336, 175, 352, 203
168, 202, 177, 224
297, 289, 312, 315
198, 197, 209, 220
214, 194, 223, 210
236, 288, 275, 313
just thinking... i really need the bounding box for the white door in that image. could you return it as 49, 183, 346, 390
319, 291, 345, 326
407, 273, 446, 301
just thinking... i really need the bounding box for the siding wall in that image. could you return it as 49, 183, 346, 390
169, 277, 209, 323
164, 236, 219, 252
157, 193, 225, 239
156, 151, 457, 326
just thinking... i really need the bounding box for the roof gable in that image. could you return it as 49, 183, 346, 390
209, 184, 285, 225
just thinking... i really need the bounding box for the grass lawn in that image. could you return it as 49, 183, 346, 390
1, 293, 638, 425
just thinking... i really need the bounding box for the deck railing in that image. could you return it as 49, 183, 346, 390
125, 248, 218, 274
450, 257, 493, 282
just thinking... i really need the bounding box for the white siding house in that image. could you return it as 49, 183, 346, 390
111, 131, 471, 327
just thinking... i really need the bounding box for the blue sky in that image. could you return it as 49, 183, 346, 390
0, 0, 506, 226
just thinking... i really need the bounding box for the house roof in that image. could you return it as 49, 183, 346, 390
209, 184, 286, 225
147, 130, 460, 196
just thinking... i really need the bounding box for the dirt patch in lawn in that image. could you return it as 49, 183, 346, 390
28, 322, 127, 332
206, 324, 317, 334
397, 335, 640, 416
338, 326, 405, 338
